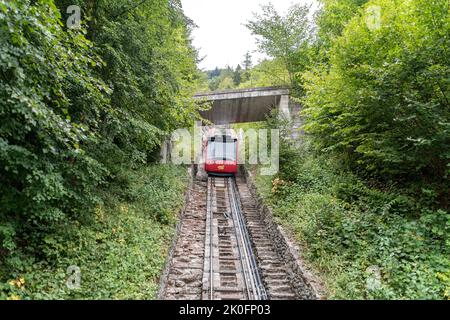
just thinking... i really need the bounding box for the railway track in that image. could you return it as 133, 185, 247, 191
163, 174, 301, 300
202, 176, 267, 300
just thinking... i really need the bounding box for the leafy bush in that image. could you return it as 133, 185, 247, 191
0, 165, 188, 300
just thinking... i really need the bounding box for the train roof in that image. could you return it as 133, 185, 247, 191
205, 127, 237, 140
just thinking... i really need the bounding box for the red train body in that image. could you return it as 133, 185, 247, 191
204, 128, 238, 176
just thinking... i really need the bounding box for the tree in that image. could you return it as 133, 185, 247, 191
243, 52, 253, 70
208, 76, 222, 91
246, 3, 312, 90
217, 77, 235, 90
233, 65, 243, 86
314, 0, 369, 63
0, 0, 200, 280
209, 67, 221, 78
242, 52, 253, 82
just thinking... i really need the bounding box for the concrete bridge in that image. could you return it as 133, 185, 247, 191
194, 86, 292, 125
160, 86, 302, 164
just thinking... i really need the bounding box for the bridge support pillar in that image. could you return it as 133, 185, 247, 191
160, 138, 172, 164
279, 94, 291, 120
194, 121, 208, 180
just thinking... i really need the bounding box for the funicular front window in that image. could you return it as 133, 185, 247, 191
207, 136, 236, 161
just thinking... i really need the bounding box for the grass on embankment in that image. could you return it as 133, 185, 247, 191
1, 165, 188, 300
249, 149, 449, 300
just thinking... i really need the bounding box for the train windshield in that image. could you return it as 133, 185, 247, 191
207, 136, 236, 161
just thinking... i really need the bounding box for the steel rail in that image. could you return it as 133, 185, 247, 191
227, 177, 268, 300
207, 177, 214, 300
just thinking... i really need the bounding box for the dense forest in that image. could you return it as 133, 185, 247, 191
0, 0, 449, 300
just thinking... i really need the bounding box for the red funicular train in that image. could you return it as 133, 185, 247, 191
204, 128, 238, 176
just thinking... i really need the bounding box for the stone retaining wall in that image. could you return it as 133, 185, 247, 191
157, 166, 194, 299
241, 166, 325, 299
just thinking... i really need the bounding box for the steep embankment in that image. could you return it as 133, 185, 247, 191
1, 165, 189, 300
247, 156, 449, 300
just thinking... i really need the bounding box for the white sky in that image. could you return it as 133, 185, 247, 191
181, 0, 319, 70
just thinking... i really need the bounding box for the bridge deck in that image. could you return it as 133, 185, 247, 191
194, 87, 290, 124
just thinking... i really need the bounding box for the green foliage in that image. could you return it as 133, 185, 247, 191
0, 165, 188, 300
244, 109, 450, 299
82, 0, 200, 132
239, 59, 290, 89
303, 0, 450, 181
315, 0, 369, 53
246, 3, 313, 93
197, 58, 290, 93
253, 139, 449, 299
0, 0, 108, 251
243, 52, 253, 71
244, 0, 450, 300
0, 0, 199, 299
233, 65, 243, 86
199, 66, 237, 91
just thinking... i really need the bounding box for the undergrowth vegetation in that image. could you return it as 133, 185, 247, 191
0, 165, 188, 300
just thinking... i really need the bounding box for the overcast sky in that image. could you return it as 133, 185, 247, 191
180, 0, 319, 70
